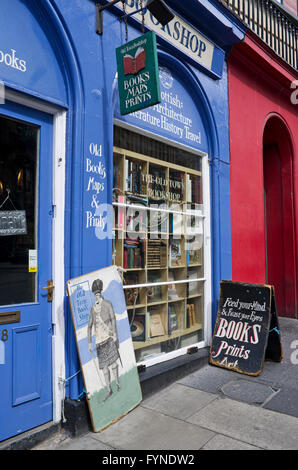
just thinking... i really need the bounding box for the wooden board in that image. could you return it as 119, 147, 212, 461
209, 280, 282, 376
67, 265, 142, 432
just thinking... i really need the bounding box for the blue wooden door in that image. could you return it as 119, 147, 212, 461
0, 101, 53, 441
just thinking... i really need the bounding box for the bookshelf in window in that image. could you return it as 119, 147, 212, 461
113, 145, 204, 352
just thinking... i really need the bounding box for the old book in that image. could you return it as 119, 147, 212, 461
188, 270, 200, 296
168, 304, 178, 335
130, 314, 146, 342
150, 311, 165, 337
168, 271, 179, 300
186, 304, 195, 327
169, 238, 182, 266
147, 272, 162, 303
124, 272, 139, 306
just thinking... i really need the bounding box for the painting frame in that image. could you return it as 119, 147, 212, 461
67, 265, 142, 432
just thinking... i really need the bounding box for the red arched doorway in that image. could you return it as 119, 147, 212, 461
263, 116, 297, 318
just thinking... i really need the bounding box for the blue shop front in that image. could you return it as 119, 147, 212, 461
0, 0, 243, 442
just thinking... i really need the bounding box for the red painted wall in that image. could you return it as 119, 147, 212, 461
228, 33, 298, 317
282, 0, 298, 16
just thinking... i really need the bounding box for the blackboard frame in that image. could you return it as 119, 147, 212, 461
209, 281, 282, 376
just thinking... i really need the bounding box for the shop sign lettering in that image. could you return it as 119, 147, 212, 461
85, 142, 107, 232
116, 1, 214, 71
0, 48, 26, 72
210, 281, 282, 375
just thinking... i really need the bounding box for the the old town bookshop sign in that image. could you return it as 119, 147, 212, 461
116, 31, 161, 115
210, 281, 282, 376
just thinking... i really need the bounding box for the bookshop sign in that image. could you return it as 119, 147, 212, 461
116, 31, 161, 115
113, 0, 217, 76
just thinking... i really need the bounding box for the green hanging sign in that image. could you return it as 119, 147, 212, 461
116, 31, 161, 115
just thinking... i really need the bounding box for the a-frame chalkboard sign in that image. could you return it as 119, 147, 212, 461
209, 281, 283, 376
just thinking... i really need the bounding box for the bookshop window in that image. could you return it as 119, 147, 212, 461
113, 125, 206, 363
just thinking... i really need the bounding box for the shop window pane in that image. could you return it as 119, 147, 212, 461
113, 125, 205, 363
0, 116, 38, 305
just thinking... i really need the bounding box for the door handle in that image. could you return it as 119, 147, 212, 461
42, 280, 55, 302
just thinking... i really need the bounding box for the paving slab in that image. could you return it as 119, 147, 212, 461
179, 318, 298, 419
91, 405, 215, 450
201, 434, 262, 450
57, 434, 114, 451
264, 386, 298, 418
141, 383, 217, 420
186, 396, 298, 450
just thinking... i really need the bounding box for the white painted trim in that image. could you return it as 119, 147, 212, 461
140, 340, 208, 368
4, 88, 65, 115
5, 90, 67, 424
123, 278, 206, 290
202, 153, 212, 346
51, 111, 66, 422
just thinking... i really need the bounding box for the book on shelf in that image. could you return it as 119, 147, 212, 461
150, 310, 165, 337
186, 174, 192, 202
125, 159, 144, 195
147, 272, 162, 303
130, 314, 146, 342
127, 194, 148, 205
117, 195, 124, 229
170, 211, 184, 236
168, 304, 178, 335
187, 249, 201, 266
186, 303, 196, 328
169, 171, 184, 202
124, 272, 139, 306
191, 177, 202, 204
123, 237, 145, 269
169, 238, 182, 267
147, 239, 167, 268
113, 158, 121, 193
167, 271, 179, 300
148, 166, 167, 200
187, 270, 200, 296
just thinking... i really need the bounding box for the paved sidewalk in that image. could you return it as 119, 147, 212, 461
33, 317, 298, 451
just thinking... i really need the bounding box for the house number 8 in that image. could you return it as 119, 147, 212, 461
1, 329, 8, 342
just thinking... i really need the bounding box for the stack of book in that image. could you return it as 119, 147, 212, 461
186, 304, 196, 328
123, 237, 144, 269
125, 159, 144, 195
147, 239, 167, 268
169, 171, 184, 202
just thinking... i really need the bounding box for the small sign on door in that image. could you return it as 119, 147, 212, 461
28, 249, 37, 272
0, 210, 27, 236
